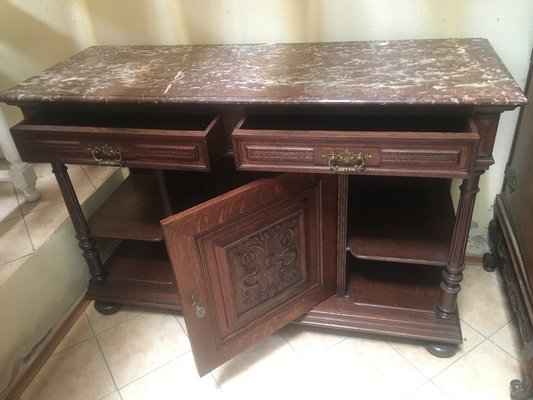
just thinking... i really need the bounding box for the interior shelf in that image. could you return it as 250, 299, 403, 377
88, 171, 167, 241
87, 240, 181, 310
345, 257, 443, 311
104, 241, 176, 289
347, 176, 455, 266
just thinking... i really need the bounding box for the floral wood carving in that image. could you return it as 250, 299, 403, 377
230, 215, 304, 316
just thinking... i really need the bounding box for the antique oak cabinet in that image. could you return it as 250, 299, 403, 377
0, 39, 526, 375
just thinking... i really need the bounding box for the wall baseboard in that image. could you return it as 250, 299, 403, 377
465, 253, 484, 266
2, 297, 90, 400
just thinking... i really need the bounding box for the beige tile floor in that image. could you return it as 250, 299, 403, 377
0, 162, 525, 399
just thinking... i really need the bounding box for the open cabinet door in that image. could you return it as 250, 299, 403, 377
161, 173, 338, 375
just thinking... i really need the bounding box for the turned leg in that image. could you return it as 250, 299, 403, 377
51, 163, 105, 283
427, 174, 481, 357
437, 174, 480, 319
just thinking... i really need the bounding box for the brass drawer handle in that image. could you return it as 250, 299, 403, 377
88, 144, 127, 166
323, 150, 372, 173
191, 294, 206, 319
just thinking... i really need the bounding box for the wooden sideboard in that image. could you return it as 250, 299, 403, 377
484, 52, 533, 400
0, 39, 526, 376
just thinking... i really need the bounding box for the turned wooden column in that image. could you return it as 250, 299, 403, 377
51, 163, 105, 283
437, 173, 481, 319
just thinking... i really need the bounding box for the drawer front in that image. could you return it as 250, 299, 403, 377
232, 117, 479, 178
11, 115, 224, 171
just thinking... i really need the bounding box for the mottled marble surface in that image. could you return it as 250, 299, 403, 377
0, 39, 527, 107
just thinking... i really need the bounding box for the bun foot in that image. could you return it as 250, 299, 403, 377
484, 219, 501, 273
424, 342, 458, 358
511, 378, 533, 400
483, 252, 496, 272
94, 301, 122, 315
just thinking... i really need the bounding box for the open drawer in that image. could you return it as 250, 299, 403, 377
11, 111, 225, 170
232, 114, 480, 178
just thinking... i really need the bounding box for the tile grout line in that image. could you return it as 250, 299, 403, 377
174, 314, 189, 337
460, 316, 516, 349
89, 309, 195, 394
87, 309, 142, 337
0, 180, 25, 223
171, 316, 225, 393
0, 253, 31, 269
80, 166, 98, 192
428, 336, 489, 398
277, 330, 304, 361
50, 335, 94, 358
86, 310, 123, 397
278, 327, 352, 362
383, 338, 435, 390
487, 320, 522, 362
400, 380, 454, 400
386, 318, 492, 383
0, 178, 37, 254
116, 350, 194, 393
20, 212, 37, 252
424, 380, 456, 400
0, 211, 26, 223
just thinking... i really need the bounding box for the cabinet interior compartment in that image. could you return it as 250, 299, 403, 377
88, 156, 274, 241
22, 110, 216, 131
86, 169, 182, 308
346, 175, 455, 266
103, 240, 176, 290
341, 174, 455, 315
88, 170, 169, 241
163, 154, 276, 211
296, 174, 462, 342
86, 156, 275, 309
87, 240, 181, 310
238, 114, 473, 133
344, 257, 443, 312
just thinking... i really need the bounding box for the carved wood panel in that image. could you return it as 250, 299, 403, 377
229, 215, 305, 316
162, 173, 338, 375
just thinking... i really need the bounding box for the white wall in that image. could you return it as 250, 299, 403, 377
0, 1, 93, 125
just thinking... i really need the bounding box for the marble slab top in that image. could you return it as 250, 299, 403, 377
0, 38, 527, 108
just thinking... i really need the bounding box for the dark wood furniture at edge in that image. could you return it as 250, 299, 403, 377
0, 39, 527, 378
484, 51, 533, 400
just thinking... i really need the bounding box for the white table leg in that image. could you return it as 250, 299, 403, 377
0, 110, 39, 201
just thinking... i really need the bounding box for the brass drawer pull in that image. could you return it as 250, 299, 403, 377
191, 294, 206, 318
88, 144, 127, 166
323, 150, 372, 173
